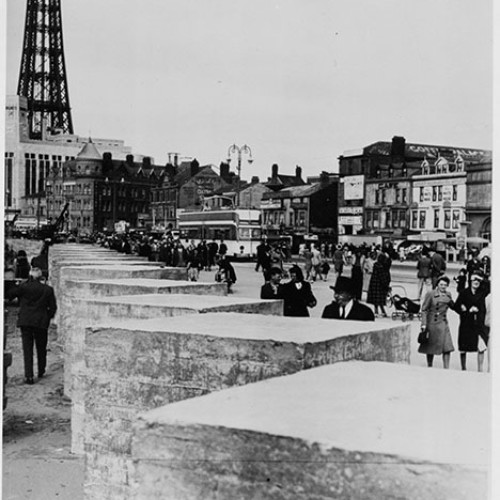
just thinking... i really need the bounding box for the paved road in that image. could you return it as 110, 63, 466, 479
209, 260, 486, 374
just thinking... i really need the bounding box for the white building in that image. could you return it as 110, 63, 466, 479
4, 95, 142, 220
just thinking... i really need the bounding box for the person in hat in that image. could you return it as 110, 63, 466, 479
6, 263, 57, 384
322, 277, 375, 321
452, 270, 488, 371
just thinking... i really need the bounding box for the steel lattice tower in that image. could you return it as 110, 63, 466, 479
17, 0, 74, 139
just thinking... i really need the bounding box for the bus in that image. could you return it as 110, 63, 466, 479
177, 209, 262, 258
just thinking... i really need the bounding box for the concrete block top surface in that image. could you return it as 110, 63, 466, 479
84, 294, 274, 309
73, 278, 219, 288
92, 312, 406, 343
60, 264, 167, 272
138, 361, 490, 466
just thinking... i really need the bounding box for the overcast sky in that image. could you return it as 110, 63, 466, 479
5, 0, 493, 181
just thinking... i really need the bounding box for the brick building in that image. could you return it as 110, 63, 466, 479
46, 140, 162, 233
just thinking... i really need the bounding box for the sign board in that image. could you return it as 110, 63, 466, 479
339, 215, 363, 226
114, 220, 127, 234
344, 175, 364, 200
339, 206, 363, 215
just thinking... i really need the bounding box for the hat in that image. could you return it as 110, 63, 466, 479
470, 271, 484, 281
330, 277, 356, 295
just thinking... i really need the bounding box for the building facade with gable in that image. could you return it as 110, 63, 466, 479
46, 140, 162, 234
338, 136, 492, 242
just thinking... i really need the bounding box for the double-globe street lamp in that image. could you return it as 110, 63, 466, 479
227, 144, 253, 208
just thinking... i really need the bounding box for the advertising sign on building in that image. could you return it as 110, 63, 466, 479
344, 175, 364, 200
339, 206, 363, 215
423, 186, 432, 202
339, 215, 363, 226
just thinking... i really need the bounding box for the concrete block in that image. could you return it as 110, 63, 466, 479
69, 297, 284, 454
64, 278, 227, 299
81, 315, 410, 499
131, 361, 490, 500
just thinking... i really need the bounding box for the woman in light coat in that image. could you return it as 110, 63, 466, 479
418, 275, 455, 369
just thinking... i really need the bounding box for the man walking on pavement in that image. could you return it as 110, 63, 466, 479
429, 248, 447, 288
416, 248, 432, 300
7, 263, 57, 384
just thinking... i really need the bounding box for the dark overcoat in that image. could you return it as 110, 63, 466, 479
453, 287, 486, 352
7, 278, 57, 330
367, 262, 391, 306
281, 280, 316, 317
322, 301, 375, 321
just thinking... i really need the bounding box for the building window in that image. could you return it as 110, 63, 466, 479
444, 209, 451, 229
399, 210, 407, 228
438, 186, 442, 201
395, 189, 400, 203
432, 186, 437, 202
366, 211, 372, 229
419, 210, 426, 229
5, 152, 14, 206
452, 185, 458, 201
412, 210, 418, 229
373, 211, 379, 229
452, 210, 460, 229
381, 190, 386, 204
385, 210, 391, 229
402, 188, 407, 203
434, 209, 440, 229
419, 187, 424, 202
375, 190, 379, 204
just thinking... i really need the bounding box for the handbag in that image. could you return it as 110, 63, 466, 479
418, 328, 430, 344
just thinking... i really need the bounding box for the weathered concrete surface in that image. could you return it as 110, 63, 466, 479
69, 299, 283, 455
131, 361, 490, 500
81, 315, 410, 499
64, 278, 227, 299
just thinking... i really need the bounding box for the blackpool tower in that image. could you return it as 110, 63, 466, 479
17, 0, 74, 139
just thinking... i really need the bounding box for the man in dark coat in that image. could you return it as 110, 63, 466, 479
6, 264, 57, 384
322, 277, 375, 321
429, 248, 447, 288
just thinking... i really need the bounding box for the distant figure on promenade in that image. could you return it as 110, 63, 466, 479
6, 263, 57, 384
362, 251, 375, 297
14, 250, 30, 280
302, 246, 314, 281
217, 255, 237, 294
255, 239, 271, 274
465, 249, 482, 287
332, 244, 345, 279
207, 239, 219, 270
416, 249, 432, 301
281, 265, 316, 317
429, 248, 446, 288
453, 268, 467, 294
219, 239, 228, 257
350, 250, 364, 300
260, 267, 283, 300
452, 271, 487, 372
367, 253, 391, 317
418, 275, 454, 369
322, 277, 374, 321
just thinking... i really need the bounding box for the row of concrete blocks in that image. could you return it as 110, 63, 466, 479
50, 244, 490, 500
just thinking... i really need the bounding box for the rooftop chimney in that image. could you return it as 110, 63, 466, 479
295, 165, 302, 180
251, 176, 260, 184
220, 162, 230, 179
190, 158, 200, 177
142, 157, 152, 168
271, 163, 279, 178
391, 136, 406, 158
126, 154, 134, 166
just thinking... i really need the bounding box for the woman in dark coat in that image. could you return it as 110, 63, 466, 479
350, 250, 364, 301
281, 265, 316, 317
367, 253, 391, 317
452, 272, 487, 371
15, 250, 31, 280
418, 275, 455, 369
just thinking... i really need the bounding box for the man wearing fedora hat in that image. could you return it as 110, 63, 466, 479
322, 276, 375, 321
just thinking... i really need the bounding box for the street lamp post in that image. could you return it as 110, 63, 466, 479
227, 144, 253, 208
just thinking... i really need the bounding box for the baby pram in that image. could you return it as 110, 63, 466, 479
388, 286, 421, 321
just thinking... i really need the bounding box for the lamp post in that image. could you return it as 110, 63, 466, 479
227, 144, 253, 208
